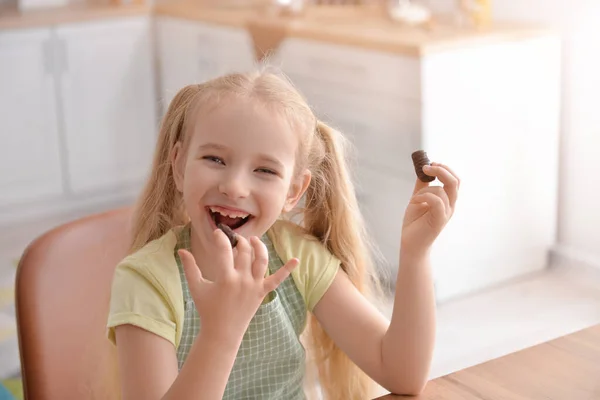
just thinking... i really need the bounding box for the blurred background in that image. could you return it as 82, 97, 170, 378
0, 0, 599, 397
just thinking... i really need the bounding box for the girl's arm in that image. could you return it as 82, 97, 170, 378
313, 162, 459, 395
115, 324, 243, 400
313, 265, 433, 396
379, 251, 436, 393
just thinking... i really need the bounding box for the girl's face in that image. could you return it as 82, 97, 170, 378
173, 96, 310, 249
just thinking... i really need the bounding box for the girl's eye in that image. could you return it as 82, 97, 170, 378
203, 156, 224, 165
256, 168, 277, 175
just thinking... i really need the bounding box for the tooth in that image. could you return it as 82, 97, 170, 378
210, 207, 248, 218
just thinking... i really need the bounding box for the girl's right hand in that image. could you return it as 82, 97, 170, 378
177, 230, 299, 342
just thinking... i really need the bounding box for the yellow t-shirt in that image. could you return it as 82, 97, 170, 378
106, 220, 340, 349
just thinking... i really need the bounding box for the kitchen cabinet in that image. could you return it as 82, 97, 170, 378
0, 4, 562, 302
56, 17, 156, 194
277, 35, 562, 302
0, 16, 157, 226
0, 28, 64, 208
156, 16, 256, 116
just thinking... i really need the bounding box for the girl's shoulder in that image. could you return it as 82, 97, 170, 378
267, 219, 326, 250
267, 220, 340, 311
121, 228, 182, 270
114, 227, 184, 305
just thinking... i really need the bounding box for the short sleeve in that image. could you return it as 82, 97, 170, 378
107, 261, 177, 347
267, 220, 341, 311
106, 230, 184, 349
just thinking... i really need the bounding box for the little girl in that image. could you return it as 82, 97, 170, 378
107, 69, 459, 400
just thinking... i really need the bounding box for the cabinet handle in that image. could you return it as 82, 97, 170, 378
42, 39, 53, 75
54, 38, 68, 74
59, 39, 68, 74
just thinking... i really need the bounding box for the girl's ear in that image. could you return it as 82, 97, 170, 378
283, 169, 311, 213
171, 142, 185, 192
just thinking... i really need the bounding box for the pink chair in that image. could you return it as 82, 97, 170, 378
15, 207, 132, 399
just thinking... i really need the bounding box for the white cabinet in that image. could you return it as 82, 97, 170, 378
422, 36, 561, 301
0, 28, 63, 207
56, 17, 157, 194
0, 16, 157, 226
277, 36, 561, 302
156, 16, 256, 115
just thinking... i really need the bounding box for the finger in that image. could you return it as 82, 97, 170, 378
412, 176, 431, 196
177, 249, 204, 292
411, 192, 446, 223
416, 186, 450, 217
212, 229, 235, 278
249, 236, 269, 279
234, 235, 252, 272
423, 164, 459, 210
264, 258, 299, 294
431, 162, 461, 189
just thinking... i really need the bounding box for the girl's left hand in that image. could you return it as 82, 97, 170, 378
401, 162, 460, 257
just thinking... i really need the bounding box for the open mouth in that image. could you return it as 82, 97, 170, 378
207, 206, 253, 231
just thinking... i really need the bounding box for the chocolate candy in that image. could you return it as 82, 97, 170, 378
411, 150, 435, 182
217, 223, 238, 248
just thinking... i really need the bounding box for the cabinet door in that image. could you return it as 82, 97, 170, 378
354, 166, 414, 278
56, 17, 157, 194
288, 73, 420, 180
157, 17, 219, 112
0, 28, 64, 206
421, 36, 561, 302
156, 17, 256, 116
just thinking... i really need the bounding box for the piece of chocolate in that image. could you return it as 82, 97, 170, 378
411, 150, 435, 182
217, 223, 238, 248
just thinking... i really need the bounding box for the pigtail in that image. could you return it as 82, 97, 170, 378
129, 85, 201, 252
303, 120, 378, 399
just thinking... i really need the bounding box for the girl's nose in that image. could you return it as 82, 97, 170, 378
218, 172, 250, 199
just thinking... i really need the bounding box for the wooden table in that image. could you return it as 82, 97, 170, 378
376, 324, 600, 399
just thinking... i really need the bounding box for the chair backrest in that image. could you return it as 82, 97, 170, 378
15, 207, 132, 400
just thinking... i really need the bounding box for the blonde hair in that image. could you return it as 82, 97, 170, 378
130, 69, 380, 399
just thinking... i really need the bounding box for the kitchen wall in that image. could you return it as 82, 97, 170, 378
430, 0, 600, 269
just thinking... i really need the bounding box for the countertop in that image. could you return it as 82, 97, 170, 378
0, 2, 151, 30
155, 2, 555, 56
377, 324, 600, 399
0, 1, 555, 56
